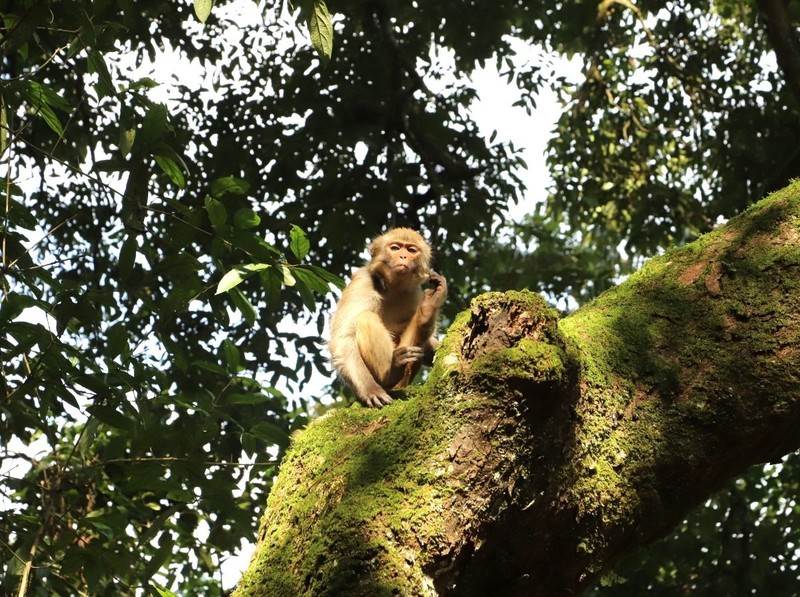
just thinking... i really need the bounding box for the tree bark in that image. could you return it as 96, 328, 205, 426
234, 183, 800, 596
757, 0, 800, 106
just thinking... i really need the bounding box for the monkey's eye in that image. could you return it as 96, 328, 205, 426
388, 243, 402, 251
407, 245, 418, 254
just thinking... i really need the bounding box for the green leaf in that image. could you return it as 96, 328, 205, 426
218, 263, 270, 292
193, 360, 228, 376
204, 196, 227, 228
88, 50, 115, 98
118, 236, 137, 281
289, 225, 310, 261
293, 266, 336, 294
293, 277, 316, 311
305, 264, 346, 289
143, 533, 175, 579
281, 265, 296, 287
152, 253, 202, 276
22, 80, 70, 111
210, 176, 250, 198
21, 81, 65, 136
131, 77, 159, 90
154, 153, 186, 188
222, 339, 240, 371
241, 432, 257, 456
32, 102, 63, 135
89, 405, 132, 430
249, 421, 290, 448
106, 323, 129, 360
227, 393, 271, 405
230, 288, 258, 325
140, 103, 169, 146
0, 97, 7, 155
261, 266, 282, 308
308, 0, 334, 64
0, 292, 42, 322
194, 0, 214, 23
119, 128, 136, 157
234, 208, 261, 230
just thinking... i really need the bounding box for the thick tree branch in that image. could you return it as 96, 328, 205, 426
757, 0, 800, 105
234, 183, 800, 596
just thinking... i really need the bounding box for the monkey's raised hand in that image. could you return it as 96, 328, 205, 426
418, 271, 447, 326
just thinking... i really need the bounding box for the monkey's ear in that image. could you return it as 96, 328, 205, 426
368, 236, 382, 260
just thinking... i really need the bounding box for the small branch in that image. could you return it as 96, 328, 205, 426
16, 533, 40, 597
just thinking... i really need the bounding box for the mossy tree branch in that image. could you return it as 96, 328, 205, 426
234, 183, 800, 596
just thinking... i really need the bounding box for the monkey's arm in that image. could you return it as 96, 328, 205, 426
417, 271, 447, 331
391, 272, 447, 389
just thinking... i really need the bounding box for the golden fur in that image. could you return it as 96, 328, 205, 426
329, 228, 446, 407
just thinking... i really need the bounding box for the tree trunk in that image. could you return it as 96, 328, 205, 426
233, 183, 800, 596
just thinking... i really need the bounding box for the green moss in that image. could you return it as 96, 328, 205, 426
470, 339, 567, 387
548, 182, 800, 574
236, 375, 473, 596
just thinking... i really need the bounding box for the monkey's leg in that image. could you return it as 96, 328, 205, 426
354, 312, 395, 387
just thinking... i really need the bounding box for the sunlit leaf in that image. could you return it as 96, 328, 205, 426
308, 0, 333, 64
194, 0, 214, 23
281, 264, 296, 287
119, 128, 136, 157
216, 267, 246, 294
289, 224, 310, 260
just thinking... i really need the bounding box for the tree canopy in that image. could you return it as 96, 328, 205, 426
1, 0, 799, 594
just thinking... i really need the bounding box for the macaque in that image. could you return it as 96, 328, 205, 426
329, 228, 447, 407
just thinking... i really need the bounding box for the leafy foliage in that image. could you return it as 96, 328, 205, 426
0, 1, 347, 593
2, 0, 800, 593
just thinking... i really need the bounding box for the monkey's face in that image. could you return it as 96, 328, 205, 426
387, 241, 425, 276
368, 228, 432, 289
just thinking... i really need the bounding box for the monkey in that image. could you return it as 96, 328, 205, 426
328, 228, 447, 407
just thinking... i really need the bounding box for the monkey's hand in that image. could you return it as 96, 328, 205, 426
418, 271, 447, 325
392, 345, 425, 368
